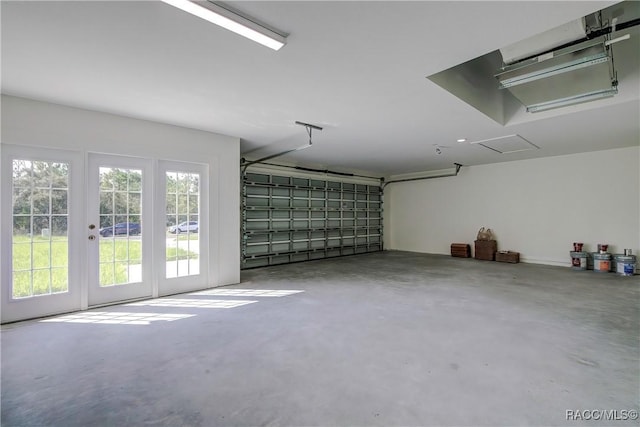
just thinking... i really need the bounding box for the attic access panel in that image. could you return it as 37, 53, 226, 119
495, 38, 617, 113
469, 134, 540, 154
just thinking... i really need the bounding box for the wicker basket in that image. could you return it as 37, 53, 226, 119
474, 240, 497, 261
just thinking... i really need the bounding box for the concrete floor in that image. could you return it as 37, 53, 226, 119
2, 251, 639, 426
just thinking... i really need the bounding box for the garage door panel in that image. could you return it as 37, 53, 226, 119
242, 172, 382, 268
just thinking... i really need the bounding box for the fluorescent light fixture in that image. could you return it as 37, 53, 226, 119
527, 88, 617, 113
496, 38, 618, 113
161, 0, 287, 51
498, 51, 609, 89
456, 138, 467, 143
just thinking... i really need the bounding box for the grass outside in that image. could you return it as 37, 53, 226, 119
12, 235, 197, 297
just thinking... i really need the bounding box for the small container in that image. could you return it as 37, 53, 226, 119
598, 244, 609, 254
570, 251, 588, 270
624, 249, 633, 256
593, 253, 611, 273
614, 254, 636, 276
573, 242, 584, 251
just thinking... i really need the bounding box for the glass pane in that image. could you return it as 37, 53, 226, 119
50, 190, 68, 214
114, 262, 129, 284
32, 216, 49, 236
128, 193, 141, 214
51, 216, 68, 238
98, 166, 143, 287
51, 268, 68, 293
188, 195, 199, 213
128, 171, 142, 191
99, 169, 112, 190
114, 193, 129, 214
12, 159, 70, 298
100, 215, 113, 229
32, 162, 51, 189
100, 192, 114, 215
177, 195, 188, 214
113, 169, 128, 191
114, 239, 128, 261
166, 197, 177, 215
32, 243, 51, 269
99, 263, 115, 286
189, 176, 199, 194
128, 215, 141, 228
12, 271, 32, 298
13, 187, 31, 215
100, 240, 115, 263
32, 188, 50, 214
166, 172, 177, 193
50, 163, 68, 188
13, 160, 31, 184
51, 242, 68, 267
12, 242, 31, 271
178, 260, 189, 277
33, 270, 51, 295
165, 171, 200, 278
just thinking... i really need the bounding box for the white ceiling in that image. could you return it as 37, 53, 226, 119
2, 1, 638, 176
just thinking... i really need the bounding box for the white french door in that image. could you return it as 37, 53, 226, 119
156, 160, 209, 296
2, 147, 210, 322
1, 145, 83, 323
87, 154, 153, 306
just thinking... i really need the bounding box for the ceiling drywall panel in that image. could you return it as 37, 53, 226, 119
1, 1, 637, 175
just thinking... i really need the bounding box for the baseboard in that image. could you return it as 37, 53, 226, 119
512, 256, 569, 267
385, 248, 572, 268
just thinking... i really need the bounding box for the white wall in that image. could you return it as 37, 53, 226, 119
384, 147, 640, 266
1, 95, 240, 285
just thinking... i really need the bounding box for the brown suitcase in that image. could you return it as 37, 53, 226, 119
451, 243, 471, 258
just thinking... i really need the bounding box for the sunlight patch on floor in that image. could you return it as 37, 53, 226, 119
40, 311, 194, 325
126, 298, 258, 308
190, 289, 304, 297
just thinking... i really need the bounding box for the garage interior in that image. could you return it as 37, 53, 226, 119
1, 1, 639, 426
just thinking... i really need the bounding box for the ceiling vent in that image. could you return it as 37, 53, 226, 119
469, 134, 540, 154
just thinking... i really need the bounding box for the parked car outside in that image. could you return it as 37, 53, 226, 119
99, 222, 141, 237
168, 221, 198, 234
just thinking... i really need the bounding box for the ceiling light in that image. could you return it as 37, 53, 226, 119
497, 47, 609, 89
526, 88, 618, 113
457, 138, 467, 143
161, 0, 287, 51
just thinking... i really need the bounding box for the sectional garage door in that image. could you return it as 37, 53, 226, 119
242, 171, 382, 269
